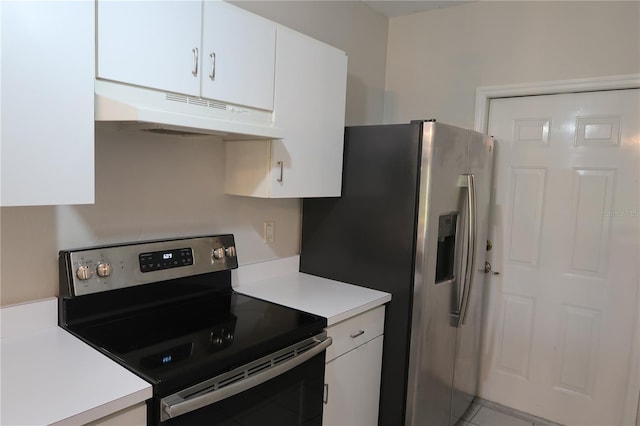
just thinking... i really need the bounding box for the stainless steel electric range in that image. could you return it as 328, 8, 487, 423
58, 234, 331, 425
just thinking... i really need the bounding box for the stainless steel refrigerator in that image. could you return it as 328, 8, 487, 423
300, 120, 493, 426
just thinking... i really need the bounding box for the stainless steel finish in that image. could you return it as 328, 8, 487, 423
406, 123, 493, 426
406, 122, 469, 426
457, 175, 469, 187
160, 332, 332, 421
460, 173, 477, 326
225, 246, 236, 257
451, 133, 494, 425
350, 330, 365, 339
212, 247, 225, 260
96, 262, 112, 278
76, 265, 92, 280
66, 235, 237, 297
438, 277, 456, 287
276, 160, 284, 183
192, 47, 198, 76
209, 52, 216, 80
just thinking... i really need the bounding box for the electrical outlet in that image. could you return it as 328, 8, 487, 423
263, 221, 275, 243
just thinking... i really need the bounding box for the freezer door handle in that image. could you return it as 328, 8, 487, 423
459, 173, 477, 326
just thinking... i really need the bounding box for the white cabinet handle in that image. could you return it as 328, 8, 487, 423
209, 52, 216, 80
323, 383, 329, 404
192, 48, 199, 76
350, 330, 365, 339
276, 161, 284, 183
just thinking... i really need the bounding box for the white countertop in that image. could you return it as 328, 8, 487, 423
0, 298, 152, 426
233, 256, 391, 326
0, 256, 389, 425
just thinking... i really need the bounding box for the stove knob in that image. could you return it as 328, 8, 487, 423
225, 246, 236, 258
76, 265, 92, 281
96, 262, 112, 278
213, 247, 225, 260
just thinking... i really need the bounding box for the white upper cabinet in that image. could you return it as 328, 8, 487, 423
270, 26, 347, 198
1, 1, 95, 206
97, 0, 276, 111
201, 1, 276, 111
224, 26, 348, 198
97, 1, 202, 97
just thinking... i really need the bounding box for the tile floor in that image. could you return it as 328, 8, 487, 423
456, 402, 558, 426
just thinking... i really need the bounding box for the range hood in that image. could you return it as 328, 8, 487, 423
94, 79, 283, 140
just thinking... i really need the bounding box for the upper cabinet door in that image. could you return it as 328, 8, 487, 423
1, 0, 95, 206
201, 1, 276, 110
97, 0, 201, 97
269, 26, 348, 198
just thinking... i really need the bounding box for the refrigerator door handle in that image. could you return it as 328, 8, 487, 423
459, 173, 477, 326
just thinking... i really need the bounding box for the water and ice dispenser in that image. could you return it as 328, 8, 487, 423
435, 213, 457, 283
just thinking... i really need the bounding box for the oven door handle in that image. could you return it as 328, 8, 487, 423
160, 333, 332, 422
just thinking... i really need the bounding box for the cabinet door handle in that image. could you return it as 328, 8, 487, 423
350, 330, 365, 339
323, 383, 328, 404
192, 47, 199, 76
209, 52, 216, 80
276, 161, 284, 183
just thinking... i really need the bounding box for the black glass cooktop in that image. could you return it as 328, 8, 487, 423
65, 290, 326, 395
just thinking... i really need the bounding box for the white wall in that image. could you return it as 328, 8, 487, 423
0, 1, 389, 306
232, 0, 389, 126
384, 1, 640, 128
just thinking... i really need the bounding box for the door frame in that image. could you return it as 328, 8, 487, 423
474, 73, 640, 426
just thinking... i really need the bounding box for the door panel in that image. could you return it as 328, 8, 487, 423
451, 132, 494, 424
481, 89, 639, 425
406, 123, 469, 426
97, 1, 201, 96
270, 26, 347, 198
323, 336, 383, 426
201, 1, 275, 110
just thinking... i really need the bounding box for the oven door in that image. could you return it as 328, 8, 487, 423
159, 333, 331, 426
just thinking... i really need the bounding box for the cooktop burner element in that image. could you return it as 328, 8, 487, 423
58, 235, 329, 425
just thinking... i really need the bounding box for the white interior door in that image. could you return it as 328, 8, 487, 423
481, 89, 639, 425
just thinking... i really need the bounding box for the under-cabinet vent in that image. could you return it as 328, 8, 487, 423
165, 93, 227, 111
166, 93, 188, 104
96, 79, 282, 141
209, 101, 226, 110
188, 97, 208, 107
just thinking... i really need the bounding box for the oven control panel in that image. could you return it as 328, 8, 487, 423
60, 234, 238, 297
139, 247, 194, 273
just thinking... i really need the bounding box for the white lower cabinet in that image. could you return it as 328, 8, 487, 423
323, 306, 385, 426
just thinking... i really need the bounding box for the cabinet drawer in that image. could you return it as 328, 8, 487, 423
325, 305, 385, 362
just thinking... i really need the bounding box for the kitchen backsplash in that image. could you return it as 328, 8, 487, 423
0, 129, 301, 306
